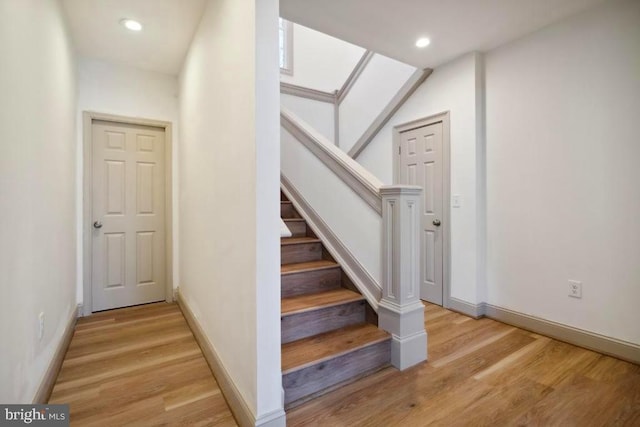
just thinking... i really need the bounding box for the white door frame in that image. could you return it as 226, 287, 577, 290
82, 111, 173, 316
392, 111, 451, 308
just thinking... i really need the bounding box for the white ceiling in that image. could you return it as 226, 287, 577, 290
62, 0, 606, 75
280, 0, 607, 68
62, 0, 207, 75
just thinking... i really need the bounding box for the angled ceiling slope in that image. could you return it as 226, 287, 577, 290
280, 0, 607, 69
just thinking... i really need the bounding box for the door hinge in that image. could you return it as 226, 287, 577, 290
398, 146, 401, 155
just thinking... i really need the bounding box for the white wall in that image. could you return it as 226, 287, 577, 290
339, 54, 416, 153
76, 57, 180, 304
281, 118, 383, 286
358, 0, 640, 344
485, 0, 640, 344
0, 0, 77, 403
358, 53, 484, 304
280, 23, 364, 92
179, 0, 283, 422
280, 94, 334, 143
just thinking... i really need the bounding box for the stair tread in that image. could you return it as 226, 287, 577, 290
281, 260, 339, 275
282, 289, 363, 316
281, 236, 321, 246
283, 218, 305, 222
282, 323, 390, 373
281, 201, 293, 205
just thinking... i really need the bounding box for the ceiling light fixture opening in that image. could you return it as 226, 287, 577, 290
415, 37, 431, 48
120, 19, 143, 32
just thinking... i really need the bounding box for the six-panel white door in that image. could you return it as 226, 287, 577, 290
92, 121, 166, 311
399, 122, 444, 305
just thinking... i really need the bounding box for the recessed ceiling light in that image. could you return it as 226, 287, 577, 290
415, 37, 431, 48
120, 19, 143, 32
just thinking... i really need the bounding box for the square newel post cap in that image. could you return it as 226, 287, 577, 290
380, 185, 422, 196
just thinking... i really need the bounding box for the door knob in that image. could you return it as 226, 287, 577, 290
432, 219, 441, 227
93, 221, 103, 229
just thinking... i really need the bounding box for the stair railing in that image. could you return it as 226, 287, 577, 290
281, 107, 427, 369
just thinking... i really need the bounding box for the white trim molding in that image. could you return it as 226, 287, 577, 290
281, 175, 382, 309
281, 107, 383, 214
483, 303, 640, 365
393, 111, 451, 308
447, 297, 485, 319
33, 306, 77, 403
445, 297, 640, 364
280, 82, 336, 104
378, 186, 428, 370
177, 291, 286, 427
82, 112, 174, 316
349, 68, 433, 159
337, 50, 375, 104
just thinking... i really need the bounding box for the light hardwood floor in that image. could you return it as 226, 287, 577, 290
51, 302, 640, 426
49, 302, 237, 426
288, 303, 640, 426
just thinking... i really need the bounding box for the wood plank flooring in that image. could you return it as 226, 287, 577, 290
49, 303, 237, 426
287, 302, 640, 426
51, 302, 640, 426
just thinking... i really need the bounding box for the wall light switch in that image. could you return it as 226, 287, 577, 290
38, 312, 45, 340
452, 194, 462, 208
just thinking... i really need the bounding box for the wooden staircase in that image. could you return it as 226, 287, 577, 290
280, 192, 391, 408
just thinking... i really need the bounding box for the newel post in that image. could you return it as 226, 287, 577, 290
378, 185, 427, 370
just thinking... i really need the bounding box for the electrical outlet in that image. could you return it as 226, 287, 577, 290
568, 280, 582, 299
38, 312, 45, 340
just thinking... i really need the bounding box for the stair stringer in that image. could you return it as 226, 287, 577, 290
281, 174, 382, 312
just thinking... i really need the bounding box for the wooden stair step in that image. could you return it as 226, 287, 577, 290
281, 201, 296, 218
282, 323, 390, 373
281, 260, 338, 275
282, 218, 307, 237
281, 237, 322, 265
282, 323, 391, 407
278, 186, 392, 409
281, 260, 342, 298
281, 289, 366, 344
281, 289, 363, 316
281, 236, 320, 246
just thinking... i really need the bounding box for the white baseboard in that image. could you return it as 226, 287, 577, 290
390, 331, 428, 370
255, 408, 287, 427
447, 297, 485, 319
445, 297, 640, 364
176, 290, 285, 427
33, 306, 77, 403
483, 303, 640, 365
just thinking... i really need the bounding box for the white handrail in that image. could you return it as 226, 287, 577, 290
281, 110, 427, 370
281, 107, 383, 214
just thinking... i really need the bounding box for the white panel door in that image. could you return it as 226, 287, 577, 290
92, 120, 166, 311
399, 122, 444, 305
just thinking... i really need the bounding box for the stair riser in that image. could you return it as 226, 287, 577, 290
283, 339, 391, 407
281, 301, 366, 344
284, 221, 306, 237
281, 268, 341, 298
281, 242, 322, 265
281, 203, 295, 218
